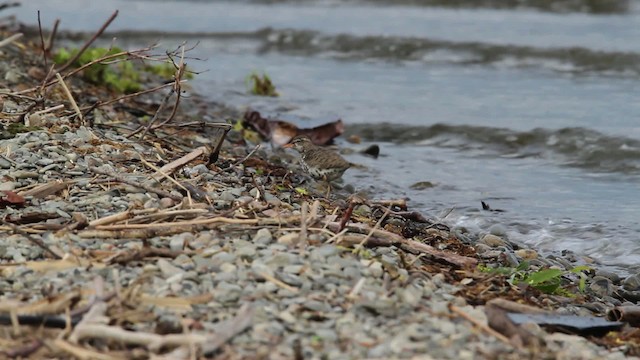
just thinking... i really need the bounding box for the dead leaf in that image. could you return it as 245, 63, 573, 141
0, 190, 25, 208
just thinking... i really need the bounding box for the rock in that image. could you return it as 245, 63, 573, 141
480, 234, 507, 248
157, 259, 185, 278
623, 274, 640, 291
159, 197, 175, 209
589, 276, 613, 298
169, 237, 185, 252
595, 270, 620, 284
515, 249, 538, 260
277, 233, 299, 245
253, 228, 273, 244
353, 205, 371, 217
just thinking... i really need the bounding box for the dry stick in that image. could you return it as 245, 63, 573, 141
52, 339, 118, 360
88, 210, 132, 227
94, 216, 266, 230
0, 33, 22, 48
139, 157, 194, 207
37, 11, 47, 69
351, 208, 390, 251
81, 81, 178, 117
132, 87, 174, 140
300, 201, 308, 246
0, 220, 63, 259
88, 166, 183, 202
257, 272, 299, 293
46, 18, 60, 54
150, 47, 185, 130
224, 144, 261, 170
32, 104, 64, 116
136, 45, 185, 141
54, 10, 119, 77
55, 73, 83, 125
448, 304, 512, 346
148, 146, 209, 183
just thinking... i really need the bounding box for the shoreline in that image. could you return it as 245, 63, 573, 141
0, 28, 637, 359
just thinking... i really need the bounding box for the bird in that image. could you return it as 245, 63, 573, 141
283, 135, 351, 191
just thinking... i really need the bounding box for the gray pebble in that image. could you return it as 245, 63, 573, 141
253, 228, 273, 244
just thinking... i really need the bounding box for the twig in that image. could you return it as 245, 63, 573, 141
88, 210, 132, 227
55, 73, 83, 125
52, 339, 118, 360
0, 33, 22, 48
88, 166, 183, 201
299, 201, 308, 247
46, 18, 60, 55
449, 304, 512, 346
32, 104, 65, 116
0, 220, 63, 259
146, 146, 209, 184
82, 81, 178, 117
135, 87, 174, 141
257, 272, 299, 293
54, 10, 119, 77
224, 144, 261, 170
37, 11, 47, 69
351, 208, 390, 251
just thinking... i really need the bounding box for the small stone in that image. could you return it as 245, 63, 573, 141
0, 182, 16, 191
277, 233, 299, 245
353, 205, 371, 217
589, 276, 613, 298
189, 164, 209, 176
623, 274, 640, 291
515, 249, 538, 260
220, 263, 237, 273
157, 259, 185, 278
595, 270, 620, 284
218, 190, 235, 201
210, 251, 235, 266
236, 243, 257, 258
11, 170, 39, 179
252, 228, 273, 244
159, 197, 175, 209
480, 234, 507, 247
215, 282, 242, 303
169, 237, 185, 252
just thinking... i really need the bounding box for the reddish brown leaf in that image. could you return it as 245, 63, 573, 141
1, 190, 26, 208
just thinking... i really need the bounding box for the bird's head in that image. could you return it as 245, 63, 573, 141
283, 135, 313, 152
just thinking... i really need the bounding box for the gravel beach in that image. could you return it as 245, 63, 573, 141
0, 26, 639, 359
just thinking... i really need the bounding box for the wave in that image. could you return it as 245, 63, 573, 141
73, 27, 640, 76
254, 28, 640, 76
346, 123, 640, 174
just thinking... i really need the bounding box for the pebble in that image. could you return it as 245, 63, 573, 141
589, 276, 613, 298
479, 234, 507, 248
623, 275, 640, 291
253, 228, 273, 244
515, 249, 538, 260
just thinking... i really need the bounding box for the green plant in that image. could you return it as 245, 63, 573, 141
53, 46, 141, 93
246, 72, 278, 97
479, 262, 591, 295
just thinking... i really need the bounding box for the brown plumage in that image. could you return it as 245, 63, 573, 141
283, 135, 351, 181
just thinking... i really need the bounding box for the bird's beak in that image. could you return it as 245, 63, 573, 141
282, 143, 294, 148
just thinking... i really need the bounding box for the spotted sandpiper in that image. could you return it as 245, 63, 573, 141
283, 135, 351, 188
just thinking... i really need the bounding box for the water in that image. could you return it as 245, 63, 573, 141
9, 0, 640, 273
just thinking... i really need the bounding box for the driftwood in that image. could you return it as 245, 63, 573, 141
607, 305, 640, 326
325, 221, 477, 268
